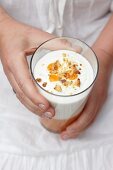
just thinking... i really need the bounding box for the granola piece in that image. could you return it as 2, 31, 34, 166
64, 69, 78, 80
75, 70, 81, 74
55, 60, 61, 68
77, 78, 81, 87
74, 78, 81, 87
63, 81, 69, 87
68, 81, 73, 86
63, 57, 68, 62
36, 78, 42, 83
68, 61, 72, 66
42, 82, 47, 87
72, 64, 77, 68
62, 53, 67, 57
64, 72, 70, 79
69, 73, 78, 80
54, 85, 62, 92
60, 79, 66, 84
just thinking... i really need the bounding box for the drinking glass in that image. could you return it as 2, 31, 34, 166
30, 37, 99, 133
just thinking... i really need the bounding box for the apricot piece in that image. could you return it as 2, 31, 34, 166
47, 63, 54, 71
49, 74, 59, 82
47, 62, 59, 72
69, 73, 78, 80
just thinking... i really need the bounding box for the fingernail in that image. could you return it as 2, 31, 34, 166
38, 103, 45, 110
62, 135, 69, 140
72, 45, 82, 53
43, 112, 52, 119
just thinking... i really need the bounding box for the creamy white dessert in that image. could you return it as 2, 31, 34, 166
34, 50, 94, 96
31, 39, 98, 131
32, 49, 96, 121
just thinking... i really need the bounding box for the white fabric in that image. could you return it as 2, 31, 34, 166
0, 63, 113, 169
0, 0, 113, 45
0, 0, 113, 169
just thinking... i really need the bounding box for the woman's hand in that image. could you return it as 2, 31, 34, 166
61, 48, 113, 140
0, 13, 55, 118
0, 7, 82, 119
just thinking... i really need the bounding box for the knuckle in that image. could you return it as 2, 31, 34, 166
18, 80, 25, 91
82, 112, 95, 129
18, 76, 33, 91
16, 93, 22, 102
17, 91, 25, 100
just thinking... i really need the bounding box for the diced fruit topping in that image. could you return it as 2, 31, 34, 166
36, 52, 82, 93
47, 53, 82, 89
54, 85, 62, 92
42, 82, 47, 87
36, 78, 42, 82
49, 74, 59, 82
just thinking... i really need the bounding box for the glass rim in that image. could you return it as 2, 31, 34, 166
30, 37, 99, 97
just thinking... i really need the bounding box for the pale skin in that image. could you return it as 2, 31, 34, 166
0, 6, 113, 140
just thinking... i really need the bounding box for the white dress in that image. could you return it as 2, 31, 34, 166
1, 0, 113, 44
0, 0, 113, 169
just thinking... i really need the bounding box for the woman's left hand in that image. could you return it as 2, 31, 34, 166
61, 48, 113, 140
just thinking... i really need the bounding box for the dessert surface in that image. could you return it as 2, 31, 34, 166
34, 50, 94, 96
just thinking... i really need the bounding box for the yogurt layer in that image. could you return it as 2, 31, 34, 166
33, 50, 94, 96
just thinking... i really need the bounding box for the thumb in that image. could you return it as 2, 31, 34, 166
24, 27, 82, 55
24, 28, 55, 55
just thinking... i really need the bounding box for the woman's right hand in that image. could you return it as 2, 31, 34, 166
0, 9, 55, 118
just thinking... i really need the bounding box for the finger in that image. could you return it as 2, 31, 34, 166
9, 52, 51, 113
61, 113, 95, 140
67, 94, 98, 132
16, 93, 55, 118
16, 93, 42, 116
26, 28, 55, 48
16, 92, 54, 118
15, 85, 54, 118
4, 69, 51, 116
42, 107, 55, 119
61, 111, 95, 140
61, 96, 98, 140
5, 65, 54, 118
39, 38, 83, 54
26, 28, 82, 54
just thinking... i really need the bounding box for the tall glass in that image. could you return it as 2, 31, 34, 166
30, 37, 99, 133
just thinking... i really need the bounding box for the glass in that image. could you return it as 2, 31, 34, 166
30, 37, 99, 133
